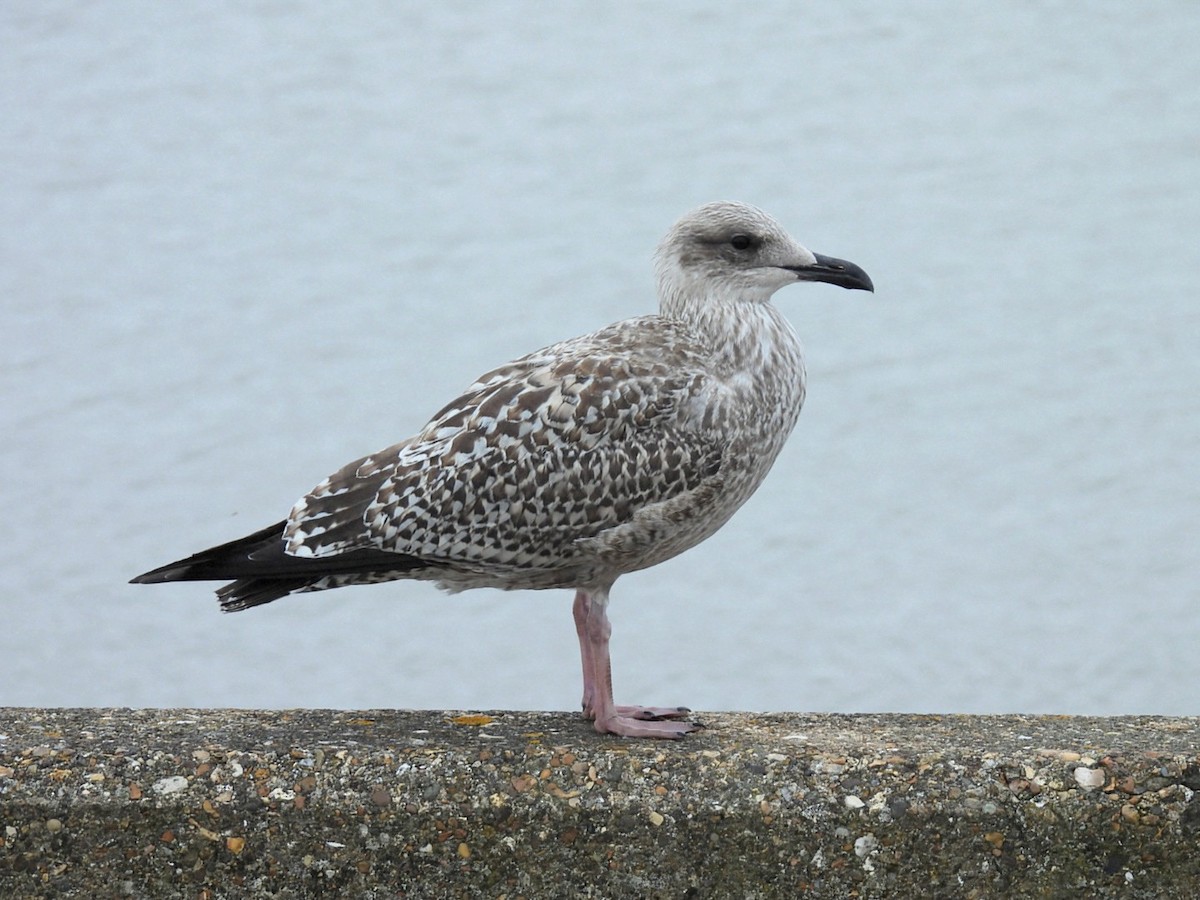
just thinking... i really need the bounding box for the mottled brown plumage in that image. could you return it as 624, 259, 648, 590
132, 201, 873, 738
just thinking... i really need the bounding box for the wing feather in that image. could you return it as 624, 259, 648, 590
283, 318, 725, 574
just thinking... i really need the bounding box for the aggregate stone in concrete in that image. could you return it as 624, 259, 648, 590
2, 709, 1199, 898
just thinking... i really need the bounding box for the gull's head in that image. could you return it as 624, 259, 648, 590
655, 201, 873, 310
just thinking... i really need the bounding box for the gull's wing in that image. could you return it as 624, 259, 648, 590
283, 317, 726, 579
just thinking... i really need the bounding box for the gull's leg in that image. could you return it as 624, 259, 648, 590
572, 586, 700, 739
572, 590, 599, 717
573, 589, 689, 721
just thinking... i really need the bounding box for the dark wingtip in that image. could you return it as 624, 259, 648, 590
128, 520, 292, 588
129, 563, 194, 585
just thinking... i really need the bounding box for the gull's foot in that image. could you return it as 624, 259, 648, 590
592, 710, 704, 740
616, 705, 692, 721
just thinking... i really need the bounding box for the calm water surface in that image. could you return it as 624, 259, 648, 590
2, 3, 1198, 715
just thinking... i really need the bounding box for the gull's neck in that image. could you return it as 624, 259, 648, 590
658, 276, 803, 382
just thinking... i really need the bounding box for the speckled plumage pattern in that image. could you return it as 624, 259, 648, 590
133, 201, 873, 738
285, 313, 781, 593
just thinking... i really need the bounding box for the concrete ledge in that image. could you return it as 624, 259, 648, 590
2, 710, 1199, 898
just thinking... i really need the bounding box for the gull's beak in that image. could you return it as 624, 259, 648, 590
784, 253, 874, 292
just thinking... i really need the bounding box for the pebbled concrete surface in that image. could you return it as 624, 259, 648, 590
2, 709, 1199, 898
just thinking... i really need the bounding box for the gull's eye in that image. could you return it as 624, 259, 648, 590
730, 234, 753, 251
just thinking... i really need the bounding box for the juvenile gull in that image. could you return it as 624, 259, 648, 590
132, 201, 873, 739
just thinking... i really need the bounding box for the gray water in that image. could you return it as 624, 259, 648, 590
3, 3, 1198, 717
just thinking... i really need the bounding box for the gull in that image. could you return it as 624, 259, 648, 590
132, 201, 873, 739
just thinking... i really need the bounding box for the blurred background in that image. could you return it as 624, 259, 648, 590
3, 3, 1197, 716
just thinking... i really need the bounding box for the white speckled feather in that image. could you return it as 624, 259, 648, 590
284, 318, 731, 590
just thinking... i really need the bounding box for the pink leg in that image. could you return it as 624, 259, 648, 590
571, 588, 700, 739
